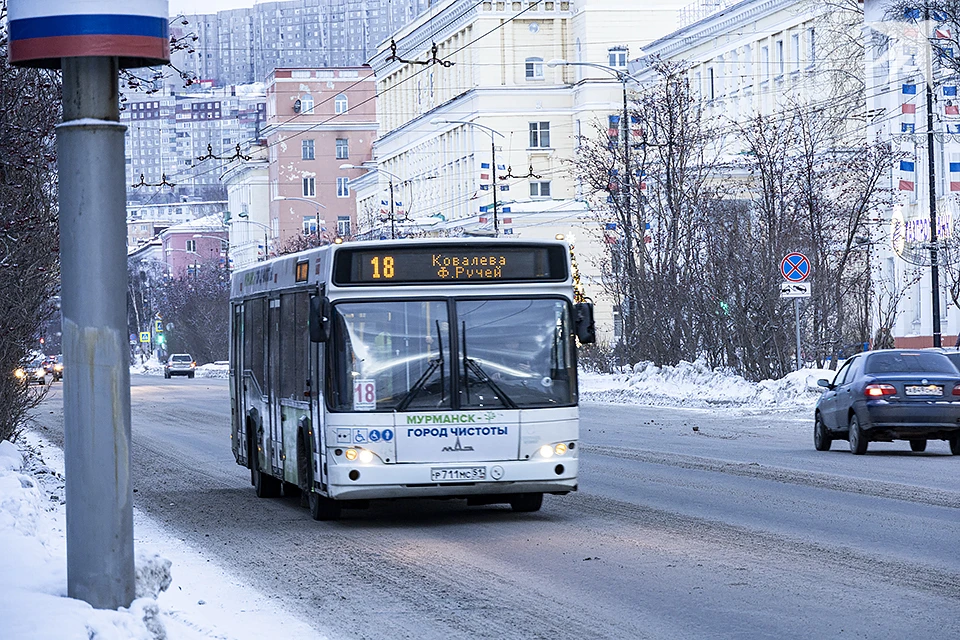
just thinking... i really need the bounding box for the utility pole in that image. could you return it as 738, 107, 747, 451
924, 3, 943, 346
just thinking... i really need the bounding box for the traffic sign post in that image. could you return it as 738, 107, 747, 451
780, 253, 811, 371
10, 0, 170, 610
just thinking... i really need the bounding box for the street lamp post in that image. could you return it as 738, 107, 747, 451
548, 59, 638, 359
275, 195, 328, 240
340, 163, 405, 239
192, 233, 229, 269
431, 119, 506, 236
236, 213, 271, 262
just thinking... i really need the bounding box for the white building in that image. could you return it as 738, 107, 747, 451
361, 0, 688, 343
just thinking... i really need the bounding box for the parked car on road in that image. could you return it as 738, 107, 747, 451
164, 354, 196, 379
815, 349, 960, 455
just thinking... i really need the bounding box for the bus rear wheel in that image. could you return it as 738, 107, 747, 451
308, 492, 341, 521
253, 450, 281, 498
509, 493, 543, 513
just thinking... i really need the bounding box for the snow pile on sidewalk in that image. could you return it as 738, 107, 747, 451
579, 358, 834, 410
0, 440, 174, 640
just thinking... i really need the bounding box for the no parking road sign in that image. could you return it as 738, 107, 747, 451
780, 252, 810, 282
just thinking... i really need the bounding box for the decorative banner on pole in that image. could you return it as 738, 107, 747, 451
8, 0, 170, 69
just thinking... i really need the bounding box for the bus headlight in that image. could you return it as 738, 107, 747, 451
345, 448, 358, 461
538, 443, 569, 458
539, 444, 554, 458
358, 449, 374, 464
554, 443, 567, 456
344, 448, 376, 463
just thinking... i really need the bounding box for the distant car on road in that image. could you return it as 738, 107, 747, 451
164, 354, 196, 379
815, 349, 960, 455
15, 359, 48, 386
42, 355, 63, 381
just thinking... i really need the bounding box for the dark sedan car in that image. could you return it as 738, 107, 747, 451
815, 349, 960, 455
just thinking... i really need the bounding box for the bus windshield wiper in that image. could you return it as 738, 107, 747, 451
397, 321, 445, 411
461, 321, 518, 409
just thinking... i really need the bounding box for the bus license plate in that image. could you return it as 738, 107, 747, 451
431, 467, 486, 482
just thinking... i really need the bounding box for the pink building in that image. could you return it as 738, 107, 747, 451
160, 214, 229, 278
264, 67, 377, 246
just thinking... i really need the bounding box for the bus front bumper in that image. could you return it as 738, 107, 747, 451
325, 458, 578, 501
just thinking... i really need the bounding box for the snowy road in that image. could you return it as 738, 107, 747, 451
29, 376, 960, 640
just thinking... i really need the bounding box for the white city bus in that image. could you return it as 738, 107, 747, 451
229, 237, 595, 520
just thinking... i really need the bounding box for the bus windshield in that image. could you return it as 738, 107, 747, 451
329, 297, 576, 411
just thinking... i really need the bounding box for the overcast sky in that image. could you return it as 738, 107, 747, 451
169, 0, 257, 15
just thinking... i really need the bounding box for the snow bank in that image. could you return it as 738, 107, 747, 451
129, 358, 229, 379
579, 357, 834, 410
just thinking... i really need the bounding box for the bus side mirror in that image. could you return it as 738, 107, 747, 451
309, 295, 331, 343
574, 301, 596, 344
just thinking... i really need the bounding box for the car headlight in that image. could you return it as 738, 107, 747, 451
34, 368, 45, 376
14, 369, 25, 379
54, 364, 63, 372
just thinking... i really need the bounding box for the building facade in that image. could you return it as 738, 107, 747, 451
122, 88, 266, 204
363, 0, 685, 343
169, 0, 432, 89
262, 67, 378, 246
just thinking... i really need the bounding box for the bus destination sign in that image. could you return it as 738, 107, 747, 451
333, 244, 567, 285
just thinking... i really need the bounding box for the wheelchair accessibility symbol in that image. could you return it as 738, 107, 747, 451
353, 428, 368, 444
369, 429, 381, 442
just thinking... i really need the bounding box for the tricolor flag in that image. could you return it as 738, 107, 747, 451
479, 216, 488, 223
902, 102, 917, 114
948, 123, 960, 134
902, 83, 918, 132
936, 27, 952, 39
380, 199, 389, 214
479, 162, 491, 181
950, 162, 960, 191
899, 159, 916, 191
501, 207, 511, 213
502, 217, 512, 225
499, 184, 510, 191
503, 228, 514, 235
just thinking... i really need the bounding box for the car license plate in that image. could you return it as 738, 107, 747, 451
905, 384, 942, 396
431, 467, 486, 482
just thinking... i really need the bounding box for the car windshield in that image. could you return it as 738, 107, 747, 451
864, 351, 957, 374
171, 356, 192, 363
328, 297, 576, 411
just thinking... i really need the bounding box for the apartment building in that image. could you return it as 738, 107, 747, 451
262, 67, 378, 245
169, 0, 432, 89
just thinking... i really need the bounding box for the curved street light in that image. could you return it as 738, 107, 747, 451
548, 59, 640, 357
236, 212, 271, 262
431, 118, 505, 236
340, 163, 406, 239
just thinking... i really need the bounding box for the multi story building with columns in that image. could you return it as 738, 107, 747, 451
358, 0, 687, 343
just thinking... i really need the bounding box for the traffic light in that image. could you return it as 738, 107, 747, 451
157, 333, 166, 347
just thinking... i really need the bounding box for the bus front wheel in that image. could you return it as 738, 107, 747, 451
308, 492, 341, 521
509, 493, 543, 513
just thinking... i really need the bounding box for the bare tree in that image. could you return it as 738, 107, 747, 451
0, 2, 62, 441
153, 265, 230, 364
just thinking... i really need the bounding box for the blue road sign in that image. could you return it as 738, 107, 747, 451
780, 253, 810, 282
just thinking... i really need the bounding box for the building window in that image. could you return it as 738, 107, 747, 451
335, 138, 349, 159
529, 121, 551, 148
708, 67, 715, 100
337, 177, 349, 197
791, 33, 800, 72
761, 46, 770, 80
807, 27, 816, 66
337, 215, 351, 236
302, 139, 315, 160
302, 216, 317, 235
334, 93, 348, 114
776, 39, 784, 76
185, 239, 197, 252
299, 94, 314, 114
608, 47, 627, 68
303, 176, 315, 197
525, 56, 544, 80
530, 180, 551, 198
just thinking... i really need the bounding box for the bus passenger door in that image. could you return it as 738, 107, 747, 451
231, 303, 246, 464
311, 339, 329, 491
268, 298, 283, 475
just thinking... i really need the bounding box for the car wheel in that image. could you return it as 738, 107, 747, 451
848, 414, 868, 455
188, 372, 195, 379
909, 439, 927, 453
509, 492, 544, 512
814, 414, 832, 451
253, 449, 281, 498
164, 372, 170, 379
949, 435, 960, 456
308, 492, 341, 521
